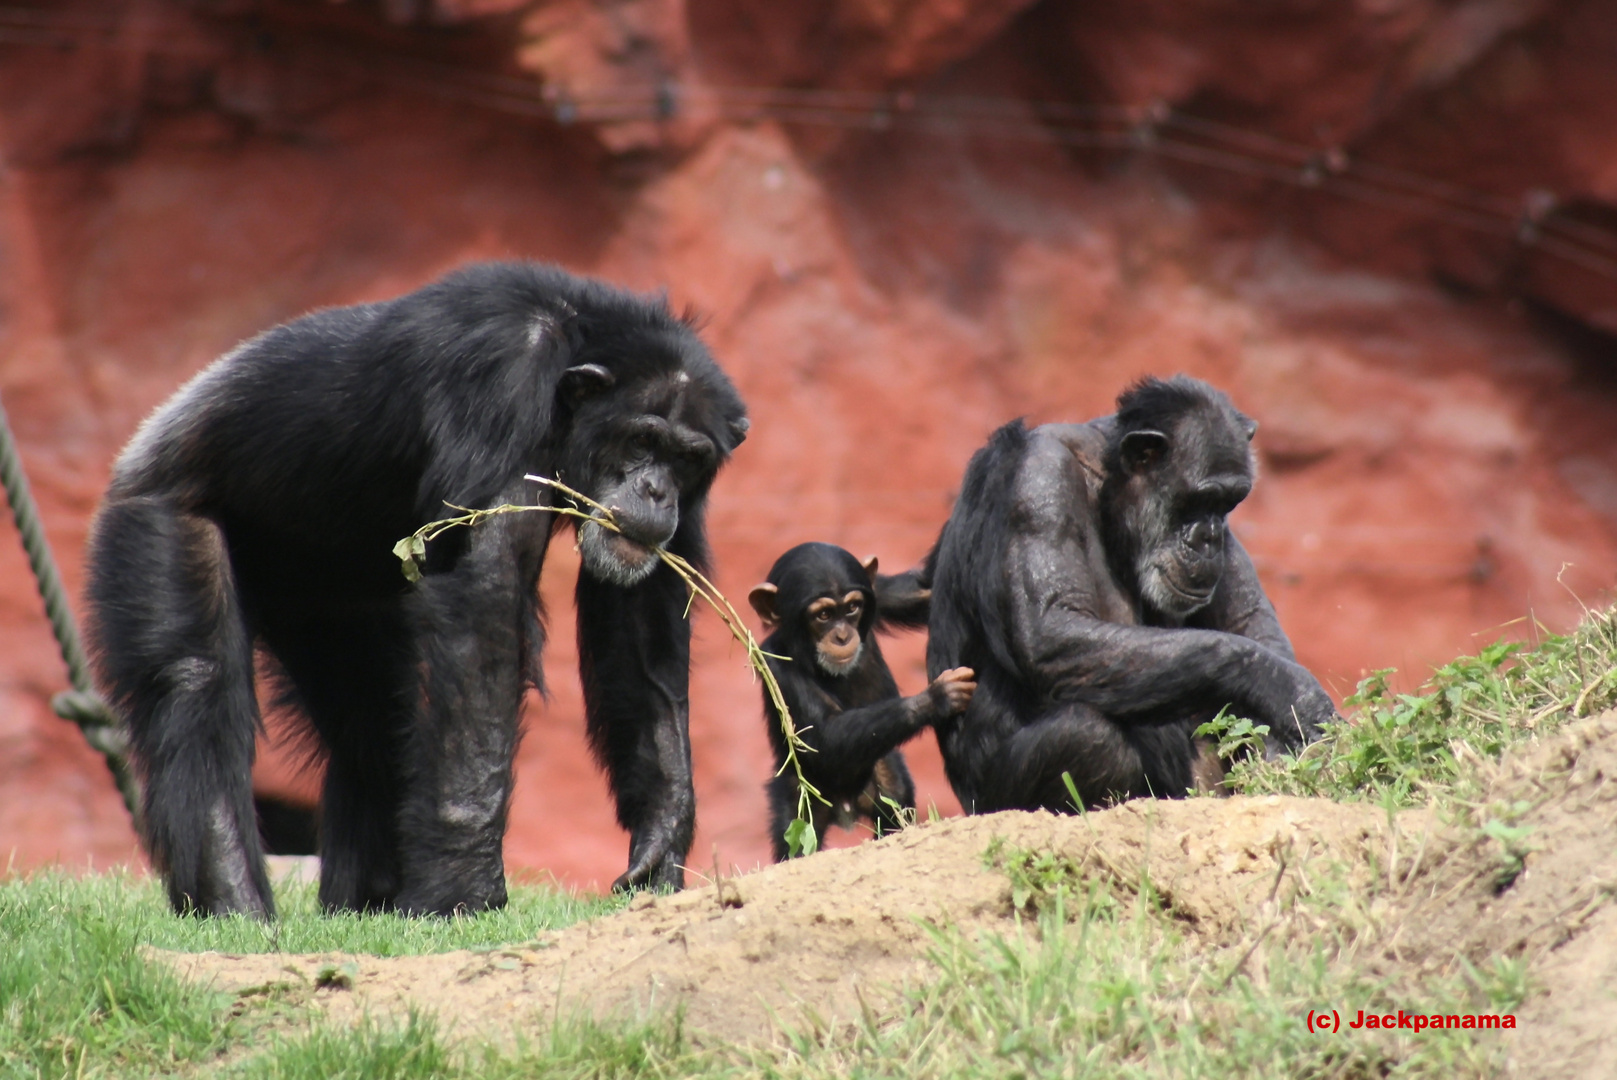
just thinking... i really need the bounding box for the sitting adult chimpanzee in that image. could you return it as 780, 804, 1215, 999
86, 262, 748, 917
922, 375, 1333, 814
748, 543, 975, 859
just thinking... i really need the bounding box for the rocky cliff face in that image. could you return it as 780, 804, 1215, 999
3, 0, 1616, 886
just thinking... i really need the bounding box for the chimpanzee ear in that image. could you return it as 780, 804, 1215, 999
1120, 430, 1169, 473
860, 555, 879, 579
747, 582, 780, 630
558, 364, 615, 408
728, 416, 750, 449
1241, 415, 1259, 441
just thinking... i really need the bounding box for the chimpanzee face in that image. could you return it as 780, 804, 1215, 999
1109, 393, 1256, 619
804, 589, 866, 675
1143, 464, 1250, 617
560, 362, 746, 587
748, 542, 878, 677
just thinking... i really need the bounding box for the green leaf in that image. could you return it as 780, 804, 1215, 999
393, 536, 423, 583
1194, 707, 1269, 760
783, 818, 818, 858
1060, 770, 1083, 811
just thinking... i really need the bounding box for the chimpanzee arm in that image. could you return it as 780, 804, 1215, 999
577, 561, 695, 892
1003, 440, 1331, 744
1188, 531, 1341, 750
394, 479, 551, 916
874, 560, 933, 629
793, 689, 943, 791
1185, 531, 1296, 660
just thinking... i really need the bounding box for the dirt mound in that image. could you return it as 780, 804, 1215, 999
160, 716, 1617, 1066
1416, 714, 1617, 1079
160, 798, 1396, 1043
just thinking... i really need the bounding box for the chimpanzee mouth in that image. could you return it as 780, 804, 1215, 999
815, 643, 863, 676
605, 531, 657, 565
1164, 577, 1215, 604
578, 520, 662, 587
1142, 564, 1217, 615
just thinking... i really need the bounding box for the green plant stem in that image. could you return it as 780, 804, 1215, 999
394, 475, 826, 854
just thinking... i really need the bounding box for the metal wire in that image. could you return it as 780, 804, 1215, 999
0, 4, 1611, 284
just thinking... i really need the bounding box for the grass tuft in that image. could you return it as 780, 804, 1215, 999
233, 1013, 454, 1080
0, 870, 234, 1078
1209, 609, 1617, 807
136, 874, 627, 957
0, 872, 627, 1079
754, 884, 1521, 1080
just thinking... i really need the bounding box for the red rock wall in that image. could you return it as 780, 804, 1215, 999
3, 0, 1617, 888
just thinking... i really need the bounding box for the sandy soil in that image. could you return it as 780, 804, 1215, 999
159, 715, 1617, 1074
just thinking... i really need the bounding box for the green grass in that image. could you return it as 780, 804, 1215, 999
139, 873, 626, 957
1204, 607, 1617, 808
0, 866, 1527, 1080
6, 613, 1609, 1078
753, 885, 1524, 1080
0, 872, 631, 1079
1, 871, 230, 1078
228, 1011, 709, 1080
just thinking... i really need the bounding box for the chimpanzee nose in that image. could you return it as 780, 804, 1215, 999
1188, 519, 1219, 551
637, 472, 673, 508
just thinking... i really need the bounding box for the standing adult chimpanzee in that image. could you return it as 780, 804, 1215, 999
748, 543, 975, 860
921, 375, 1333, 814
85, 262, 748, 917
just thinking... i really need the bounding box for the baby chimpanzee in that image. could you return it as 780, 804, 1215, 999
748, 542, 976, 859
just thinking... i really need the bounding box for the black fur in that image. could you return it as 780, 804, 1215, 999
925, 376, 1331, 814
751, 543, 973, 860
870, 565, 934, 629
86, 262, 747, 916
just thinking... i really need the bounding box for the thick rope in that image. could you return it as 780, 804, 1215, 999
0, 393, 140, 825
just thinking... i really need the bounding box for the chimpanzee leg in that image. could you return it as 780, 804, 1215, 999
318, 748, 402, 910
1189, 735, 1227, 794
1121, 721, 1200, 800
86, 497, 273, 917
394, 506, 542, 915
973, 703, 1157, 813
867, 751, 916, 836
766, 772, 799, 862
259, 612, 410, 912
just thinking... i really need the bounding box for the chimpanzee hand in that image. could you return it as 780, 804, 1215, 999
925, 667, 977, 718
1262, 667, 1335, 757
